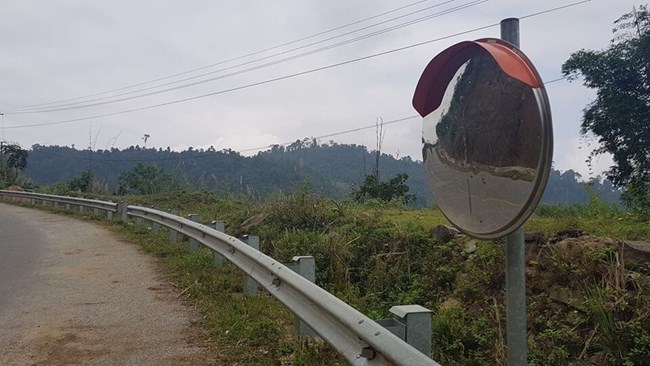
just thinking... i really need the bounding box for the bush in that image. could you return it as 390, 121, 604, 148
351, 173, 416, 204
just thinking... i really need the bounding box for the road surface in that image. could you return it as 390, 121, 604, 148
0, 203, 216, 365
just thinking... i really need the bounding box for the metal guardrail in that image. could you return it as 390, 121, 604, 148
0, 190, 118, 213
0, 190, 439, 366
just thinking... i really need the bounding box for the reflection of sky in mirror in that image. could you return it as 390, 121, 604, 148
421, 62, 468, 147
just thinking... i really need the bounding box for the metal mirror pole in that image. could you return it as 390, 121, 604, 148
501, 17, 528, 366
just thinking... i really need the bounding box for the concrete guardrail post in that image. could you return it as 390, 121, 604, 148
242, 235, 260, 294
65, 203, 71, 210
212, 221, 226, 268
79, 205, 85, 214
188, 214, 200, 252
119, 202, 129, 222
376, 305, 433, 358
107, 209, 113, 220
168, 209, 178, 243
93, 208, 99, 217
151, 207, 160, 233
285, 256, 317, 338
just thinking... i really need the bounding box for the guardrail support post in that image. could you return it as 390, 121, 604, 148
30, 198, 35, 205
168, 209, 178, 243
286, 256, 316, 338
93, 208, 99, 216
151, 207, 160, 233
188, 214, 200, 252
212, 220, 226, 268
79, 205, 85, 214
119, 202, 128, 222
65, 203, 71, 210
242, 235, 260, 294
135, 216, 143, 226
376, 305, 433, 358
42, 200, 47, 207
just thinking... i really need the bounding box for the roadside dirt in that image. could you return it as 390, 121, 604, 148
0, 204, 220, 365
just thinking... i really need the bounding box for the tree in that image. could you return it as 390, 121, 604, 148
68, 170, 94, 192
351, 173, 416, 204
562, 6, 650, 212
0, 143, 28, 186
117, 164, 183, 195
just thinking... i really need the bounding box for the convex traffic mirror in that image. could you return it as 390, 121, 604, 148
413, 38, 553, 240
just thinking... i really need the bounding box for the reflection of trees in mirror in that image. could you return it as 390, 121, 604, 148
435, 50, 540, 172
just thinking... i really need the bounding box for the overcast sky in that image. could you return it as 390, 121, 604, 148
0, 0, 642, 178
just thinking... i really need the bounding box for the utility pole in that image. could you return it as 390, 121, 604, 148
501, 17, 528, 366
0, 114, 5, 183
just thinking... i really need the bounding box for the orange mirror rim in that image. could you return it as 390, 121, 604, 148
413, 38, 541, 118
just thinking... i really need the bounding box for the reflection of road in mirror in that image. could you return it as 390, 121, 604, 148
424, 145, 533, 235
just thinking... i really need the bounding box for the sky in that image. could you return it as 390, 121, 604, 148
0, 0, 642, 179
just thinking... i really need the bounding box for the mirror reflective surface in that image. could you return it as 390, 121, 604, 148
422, 48, 552, 239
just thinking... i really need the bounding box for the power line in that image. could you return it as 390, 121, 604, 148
544, 76, 567, 84
0, 0, 436, 112
5, 0, 590, 130
239, 115, 420, 153
73, 71, 571, 163
58, 115, 421, 162
3, 21, 496, 129
49, 69, 576, 163
26, 72, 575, 164
7, 0, 478, 114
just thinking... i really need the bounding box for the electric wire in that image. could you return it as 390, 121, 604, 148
0, 0, 436, 112
59, 115, 420, 162
544, 76, 568, 84
4, 0, 590, 130
45, 70, 574, 163
7, 0, 477, 114
31, 74, 575, 164
3, 20, 497, 130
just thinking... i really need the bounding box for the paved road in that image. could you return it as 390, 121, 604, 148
0, 203, 216, 365
0, 205, 44, 312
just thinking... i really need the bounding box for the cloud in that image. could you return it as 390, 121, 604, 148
0, 0, 641, 180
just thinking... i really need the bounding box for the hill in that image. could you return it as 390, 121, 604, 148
24, 142, 620, 205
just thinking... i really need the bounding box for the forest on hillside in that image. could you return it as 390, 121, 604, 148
23, 140, 621, 206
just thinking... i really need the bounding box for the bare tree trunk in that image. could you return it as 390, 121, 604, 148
374, 117, 385, 178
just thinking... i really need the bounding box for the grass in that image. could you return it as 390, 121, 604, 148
114, 216, 348, 365
4, 191, 650, 365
